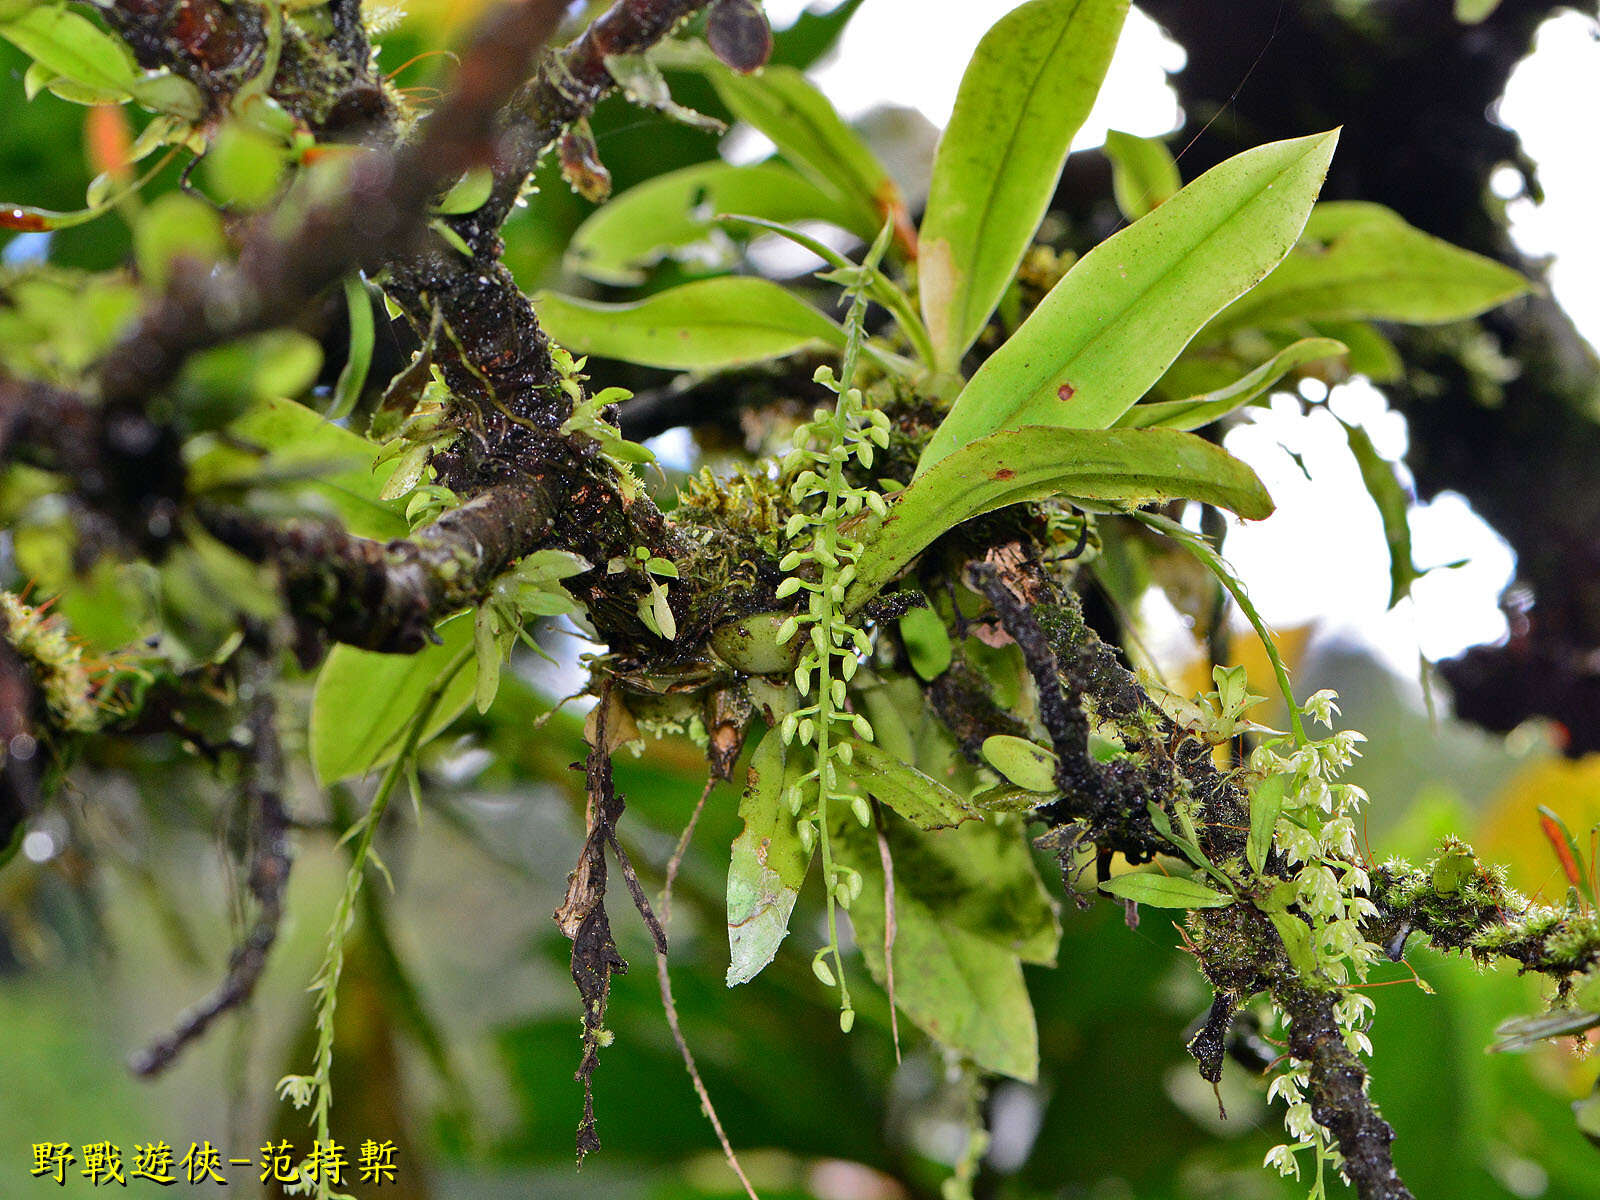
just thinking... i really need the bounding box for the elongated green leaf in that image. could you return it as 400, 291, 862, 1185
709, 63, 896, 238
0, 5, 141, 100
1118, 337, 1347, 431
1490, 1008, 1600, 1053
329, 275, 375, 420
1199, 202, 1530, 341
1099, 871, 1234, 909
533, 278, 844, 370
919, 0, 1128, 369
727, 734, 814, 985
1105, 128, 1181, 221
846, 426, 1273, 609
1269, 909, 1323, 980
1341, 418, 1420, 608
870, 817, 1059, 966
1248, 773, 1287, 874
311, 613, 477, 785
770, 0, 866, 69
841, 741, 977, 830
566, 161, 858, 285
920, 131, 1339, 466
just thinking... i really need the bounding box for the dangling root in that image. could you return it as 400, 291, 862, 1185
656, 775, 760, 1200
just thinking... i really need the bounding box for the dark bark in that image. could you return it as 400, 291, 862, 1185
1278, 983, 1412, 1200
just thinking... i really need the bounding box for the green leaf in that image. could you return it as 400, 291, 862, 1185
1573, 1088, 1600, 1148
134, 192, 226, 292
175, 331, 323, 432
847, 426, 1273, 608
1268, 909, 1323, 981
837, 818, 1058, 1079
898, 604, 952, 681
435, 165, 495, 215
1430, 845, 1477, 895
841, 741, 977, 830
0, 5, 141, 101
1313, 318, 1402, 382
533, 278, 844, 371
1198, 201, 1530, 342
128, 70, 205, 121
1340, 417, 1420, 608
770, 0, 866, 69
726, 734, 813, 985
1104, 128, 1181, 221
1454, 0, 1502, 22
566, 161, 859, 285
203, 122, 287, 209
981, 734, 1058, 793
1100, 872, 1234, 908
473, 605, 503, 714
188, 398, 408, 539
311, 613, 477, 785
919, 130, 1339, 466
1490, 1009, 1600, 1053
1575, 967, 1600, 1013
1247, 772, 1287, 874
860, 816, 1061, 966
708, 62, 897, 239
919, 0, 1128, 369
328, 275, 376, 421
1117, 337, 1347, 431
605, 51, 724, 132
850, 868, 1038, 1079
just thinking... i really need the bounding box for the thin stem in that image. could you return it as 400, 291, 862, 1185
719, 213, 937, 369
298, 644, 473, 1198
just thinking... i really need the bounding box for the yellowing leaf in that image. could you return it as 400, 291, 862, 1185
726, 734, 813, 985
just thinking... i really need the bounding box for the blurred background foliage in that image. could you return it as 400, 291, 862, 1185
3, 2, 1599, 1198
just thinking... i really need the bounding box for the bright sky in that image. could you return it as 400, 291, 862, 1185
755, 0, 1600, 679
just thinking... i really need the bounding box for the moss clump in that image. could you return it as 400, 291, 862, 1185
1370, 842, 1600, 979
1, 592, 102, 733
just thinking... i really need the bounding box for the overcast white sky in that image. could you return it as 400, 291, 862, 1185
755, 0, 1600, 679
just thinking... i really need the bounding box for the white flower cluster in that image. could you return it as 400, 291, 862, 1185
1253, 690, 1383, 1196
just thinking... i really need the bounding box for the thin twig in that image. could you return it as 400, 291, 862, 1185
654, 774, 759, 1200
661, 774, 716, 924
872, 804, 901, 1064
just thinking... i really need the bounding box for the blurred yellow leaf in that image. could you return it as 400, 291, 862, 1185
1479, 755, 1600, 899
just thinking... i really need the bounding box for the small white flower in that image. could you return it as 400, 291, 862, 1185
1265, 1144, 1302, 1179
